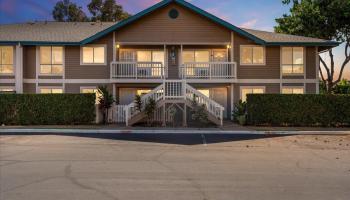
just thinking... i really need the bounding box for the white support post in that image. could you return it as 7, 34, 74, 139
230, 83, 234, 120
15, 44, 23, 93
164, 44, 167, 79
180, 44, 183, 79
112, 84, 116, 101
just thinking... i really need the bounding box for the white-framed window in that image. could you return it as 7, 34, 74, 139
212, 50, 228, 62
39, 87, 63, 94
0, 87, 15, 93
198, 89, 210, 97
81, 45, 106, 65
240, 86, 265, 102
182, 50, 210, 63
136, 50, 165, 65
240, 45, 265, 65
80, 87, 102, 104
136, 89, 151, 96
282, 47, 304, 75
282, 87, 304, 94
39, 46, 63, 75
0, 46, 14, 74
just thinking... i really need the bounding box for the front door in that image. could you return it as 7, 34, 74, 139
167, 46, 179, 79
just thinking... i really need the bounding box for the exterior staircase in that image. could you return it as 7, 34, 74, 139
125, 80, 224, 126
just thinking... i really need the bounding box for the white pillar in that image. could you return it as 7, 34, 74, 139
163, 44, 167, 78
230, 83, 234, 120
112, 84, 116, 102
15, 44, 23, 93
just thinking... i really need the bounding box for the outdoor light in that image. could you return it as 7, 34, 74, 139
227, 44, 231, 49
116, 44, 120, 48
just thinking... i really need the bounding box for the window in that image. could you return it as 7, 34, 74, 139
282, 87, 304, 94
240, 46, 265, 65
137, 89, 151, 96
82, 46, 106, 64
0, 46, 14, 74
81, 87, 101, 104
212, 50, 227, 62
136, 50, 165, 65
282, 47, 304, 75
183, 50, 210, 63
198, 89, 210, 97
240, 87, 265, 102
40, 46, 63, 75
40, 88, 63, 94
0, 88, 15, 93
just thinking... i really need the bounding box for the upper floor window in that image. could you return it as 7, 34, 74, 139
282, 47, 304, 75
136, 50, 164, 65
282, 87, 304, 94
40, 88, 63, 94
240, 86, 265, 102
0, 46, 14, 74
40, 46, 63, 75
183, 50, 210, 63
81, 46, 106, 65
240, 46, 265, 65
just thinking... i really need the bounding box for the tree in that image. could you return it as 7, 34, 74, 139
144, 98, 156, 126
275, 0, 350, 93
88, 0, 131, 22
52, 0, 88, 22
98, 85, 115, 124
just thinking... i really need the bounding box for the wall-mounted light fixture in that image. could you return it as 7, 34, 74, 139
116, 44, 120, 49
227, 44, 231, 49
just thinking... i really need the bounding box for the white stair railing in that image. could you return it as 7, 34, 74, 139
125, 80, 224, 126
185, 84, 224, 126
125, 84, 164, 126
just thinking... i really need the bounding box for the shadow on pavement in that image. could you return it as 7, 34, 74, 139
0, 132, 292, 145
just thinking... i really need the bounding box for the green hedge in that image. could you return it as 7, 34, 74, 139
0, 94, 96, 125
246, 94, 350, 127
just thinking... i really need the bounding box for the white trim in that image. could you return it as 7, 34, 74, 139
80, 44, 107, 66
117, 42, 229, 45
316, 46, 320, 94
0, 79, 15, 83
239, 86, 266, 101
238, 79, 318, 84
24, 79, 111, 84
15, 44, 23, 93
239, 45, 266, 66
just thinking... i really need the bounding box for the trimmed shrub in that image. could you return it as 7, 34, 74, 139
0, 94, 96, 125
246, 94, 350, 127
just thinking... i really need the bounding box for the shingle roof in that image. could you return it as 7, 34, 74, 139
0, 22, 116, 44
241, 28, 331, 44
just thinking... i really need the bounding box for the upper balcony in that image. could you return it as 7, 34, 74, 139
110, 61, 237, 83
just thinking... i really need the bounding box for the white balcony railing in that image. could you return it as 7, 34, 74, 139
111, 61, 164, 79
180, 62, 236, 79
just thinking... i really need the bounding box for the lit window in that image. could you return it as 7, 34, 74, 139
137, 89, 151, 96
240, 46, 265, 65
213, 50, 227, 62
81, 88, 101, 104
0, 88, 15, 93
0, 46, 14, 74
241, 87, 265, 102
198, 89, 210, 97
182, 50, 210, 63
282, 47, 304, 74
82, 46, 106, 64
282, 87, 304, 94
40, 46, 63, 75
40, 88, 63, 94
136, 51, 164, 76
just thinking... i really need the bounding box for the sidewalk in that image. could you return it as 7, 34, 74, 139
0, 124, 349, 135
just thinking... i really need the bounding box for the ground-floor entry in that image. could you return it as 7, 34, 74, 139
118, 86, 229, 119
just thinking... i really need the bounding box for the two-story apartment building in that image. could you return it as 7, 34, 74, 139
0, 0, 339, 126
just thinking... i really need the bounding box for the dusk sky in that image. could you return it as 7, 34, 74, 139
0, 0, 348, 79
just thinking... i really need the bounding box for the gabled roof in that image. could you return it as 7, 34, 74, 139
0, 0, 340, 47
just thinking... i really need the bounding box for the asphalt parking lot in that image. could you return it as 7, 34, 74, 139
0, 133, 349, 200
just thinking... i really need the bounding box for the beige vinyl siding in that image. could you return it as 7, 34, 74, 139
115, 3, 231, 43
306, 83, 316, 93
306, 47, 317, 79
0, 75, 15, 79
65, 33, 113, 79
0, 83, 15, 87
234, 34, 280, 79
23, 46, 36, 79
38, 83, 63, 87
38, 76, 63, 79
23, 83, 36, 93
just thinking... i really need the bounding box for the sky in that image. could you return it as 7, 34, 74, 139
0, 0, 349, 79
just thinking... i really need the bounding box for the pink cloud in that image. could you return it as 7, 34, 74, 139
240, 19, 258, 29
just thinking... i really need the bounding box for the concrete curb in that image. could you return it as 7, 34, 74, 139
0, 128, 349, 135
